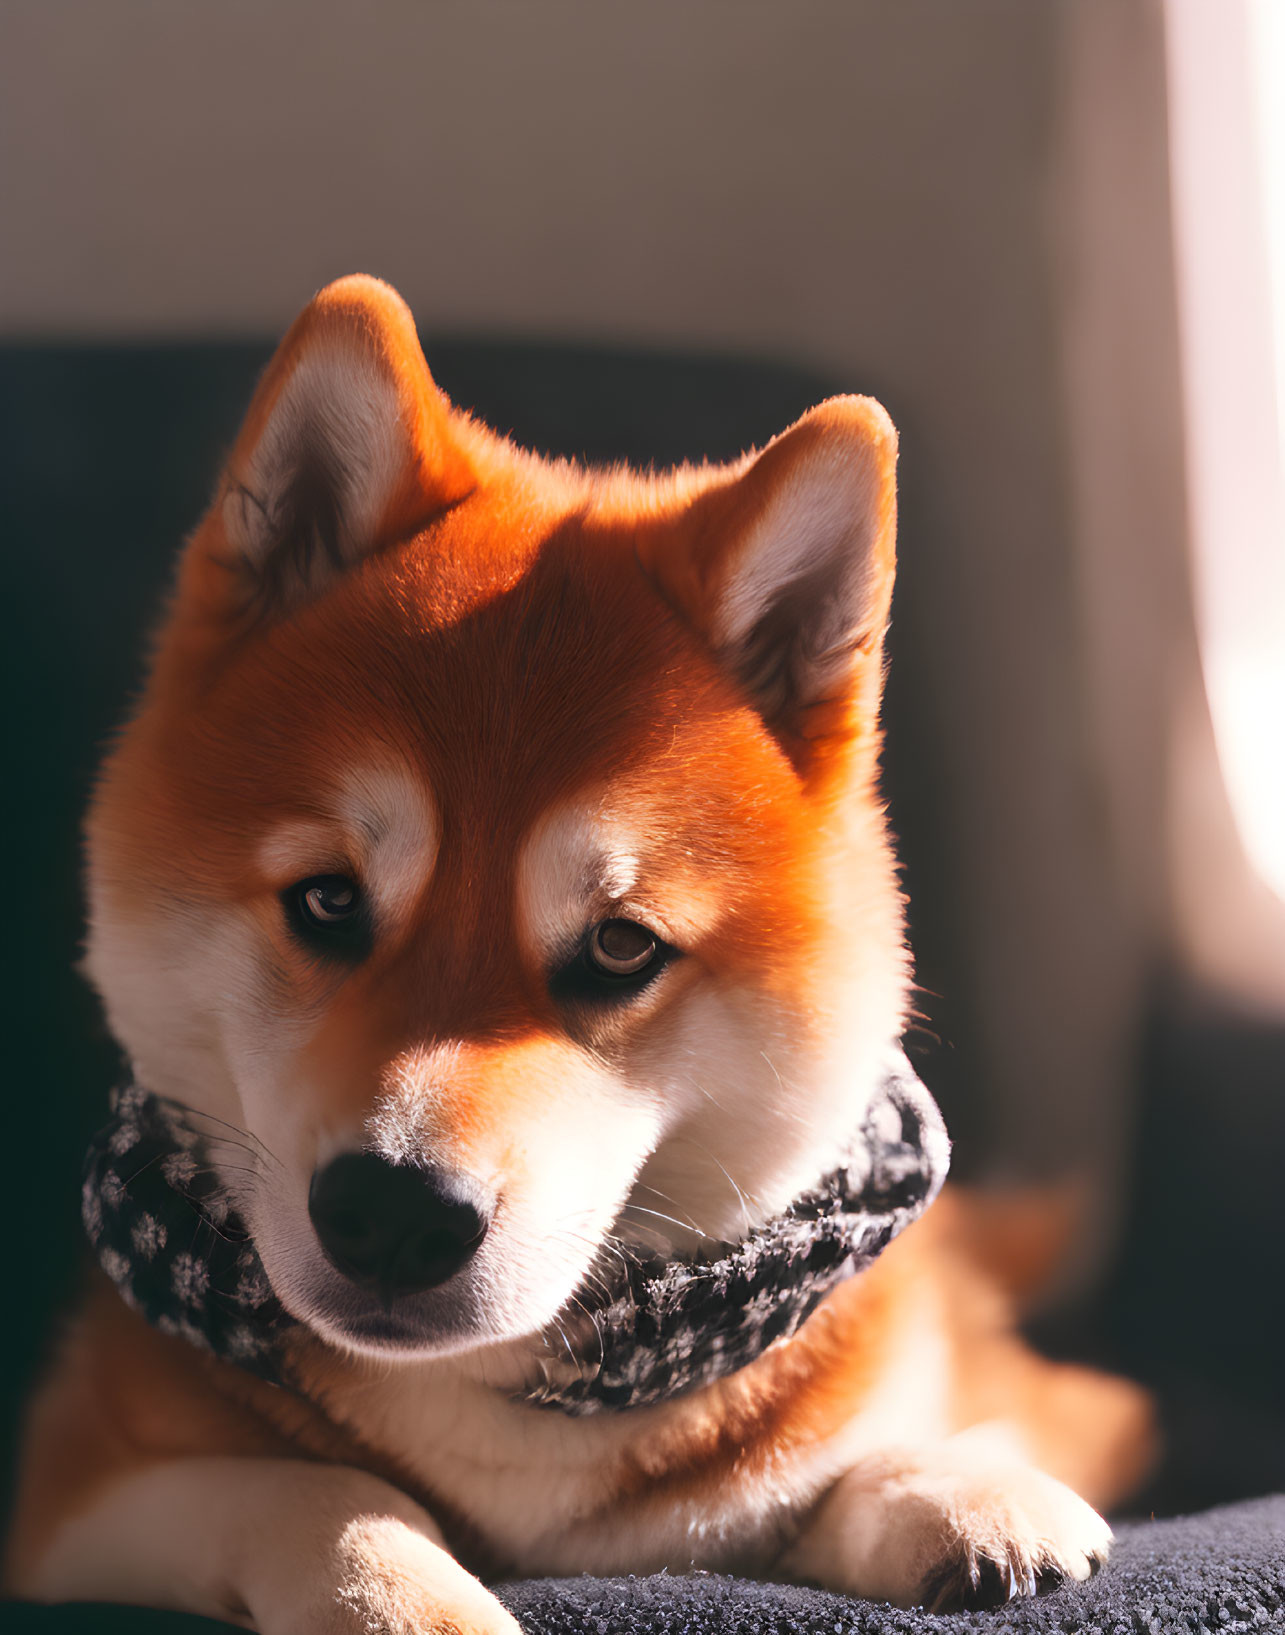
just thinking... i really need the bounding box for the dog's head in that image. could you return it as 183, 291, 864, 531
85, 277, 907, 1361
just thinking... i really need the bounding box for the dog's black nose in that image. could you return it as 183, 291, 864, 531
308, 1153, 490, 1297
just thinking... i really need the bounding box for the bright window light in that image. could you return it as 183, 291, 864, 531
1168, 0, 1285, 904
1254, 0, 1285, 482
1233, 0, 1285, 901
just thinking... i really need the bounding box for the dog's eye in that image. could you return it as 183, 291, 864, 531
282, 874, 369, 959
299, 876, 359, 925
551, 918, 674, 1008
588, 919, 658, 977
549, 922, 670, 1007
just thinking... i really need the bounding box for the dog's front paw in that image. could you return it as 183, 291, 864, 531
908, 1463, 1110, 1612
782, 1440, 1112, 1612
329, 1516, 521, 1635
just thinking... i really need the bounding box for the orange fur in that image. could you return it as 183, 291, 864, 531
5, 277, 1155, 1626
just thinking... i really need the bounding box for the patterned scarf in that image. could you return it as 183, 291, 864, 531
82, 1054, 948, 1414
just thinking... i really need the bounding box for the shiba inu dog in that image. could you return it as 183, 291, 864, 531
5, 277, 1153, 1630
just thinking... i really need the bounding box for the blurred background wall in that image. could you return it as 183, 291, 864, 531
2, 0, 1282, 1269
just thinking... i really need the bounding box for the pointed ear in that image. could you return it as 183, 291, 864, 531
209, 275, 475, 619
643, 397, 898, 755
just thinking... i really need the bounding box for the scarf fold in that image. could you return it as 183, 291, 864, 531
82, 1052, 949, 1414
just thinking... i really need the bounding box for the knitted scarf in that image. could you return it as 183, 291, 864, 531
82, 1053, 948, 1414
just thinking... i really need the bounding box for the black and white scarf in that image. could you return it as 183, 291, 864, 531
82, 1054, 948, 1414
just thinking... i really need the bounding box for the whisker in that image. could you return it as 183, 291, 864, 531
619, 1202, 708, 1238
759, 1050, 786, 1093
195, 1134, 274, 1168
679, 1137, 759, 1233
630, 1180, 685, 1208
564, 1293, 604, 1370
169, 1103, 280, 1154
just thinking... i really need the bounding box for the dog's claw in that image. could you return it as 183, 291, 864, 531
921, 1548, 1081, 1612
921, 1553, 1008, 1612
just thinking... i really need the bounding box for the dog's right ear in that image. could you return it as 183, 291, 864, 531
181, 275, 475, 630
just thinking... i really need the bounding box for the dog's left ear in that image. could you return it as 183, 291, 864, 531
643, 397, 898, 762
